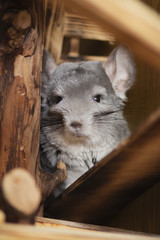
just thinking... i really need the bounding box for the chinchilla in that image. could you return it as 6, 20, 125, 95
40, 45, 135, 197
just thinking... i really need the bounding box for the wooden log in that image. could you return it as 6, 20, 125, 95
0, 168, 41, 224
0, 0, 44, 179
44, 106, 160, 225
67, 0, 160, 70
0, 0, 67, 214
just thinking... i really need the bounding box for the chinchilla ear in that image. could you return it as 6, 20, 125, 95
103, 45, 135, 100
42, 49, 57, 76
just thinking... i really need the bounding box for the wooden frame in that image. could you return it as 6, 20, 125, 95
0, 0, 160, 238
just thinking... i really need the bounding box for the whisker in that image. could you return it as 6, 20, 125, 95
41, 112, 64, 129
94, 108, 123, 119
41, 119, 63, 127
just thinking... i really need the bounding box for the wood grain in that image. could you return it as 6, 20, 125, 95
45, 106, 160, 225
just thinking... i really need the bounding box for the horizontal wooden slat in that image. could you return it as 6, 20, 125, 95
45, 106, 160, 225
64, 12, 115, 41
35, 216, 137, 233
0, 221, 159, 240
60, 55, 107, 63
66, 0, 160, 70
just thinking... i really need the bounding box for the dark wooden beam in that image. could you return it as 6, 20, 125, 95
45, 107, 160, 225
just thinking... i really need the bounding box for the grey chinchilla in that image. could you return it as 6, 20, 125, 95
40, 45, 135, 197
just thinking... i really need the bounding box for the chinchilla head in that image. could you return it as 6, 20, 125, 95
41, 45, 135, 147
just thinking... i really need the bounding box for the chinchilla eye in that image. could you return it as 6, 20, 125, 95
93, 94, 101, 103
52, 95, 63, 104
47, 95, 63, 106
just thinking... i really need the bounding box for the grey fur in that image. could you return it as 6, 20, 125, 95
40, 46, 135, 197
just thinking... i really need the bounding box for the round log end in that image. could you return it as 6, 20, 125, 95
12, 10, 31, 30
2, 168, 41, 216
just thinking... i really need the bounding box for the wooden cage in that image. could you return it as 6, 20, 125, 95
0, 0, 160, 239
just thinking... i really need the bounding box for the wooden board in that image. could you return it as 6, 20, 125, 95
45, 106, 160, 225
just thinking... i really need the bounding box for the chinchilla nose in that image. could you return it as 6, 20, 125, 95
70, 121, 82, 129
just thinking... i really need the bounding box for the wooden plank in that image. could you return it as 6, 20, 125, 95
0, 221, 159, 240
66, 0, 160, 70
45, 106, 160, 225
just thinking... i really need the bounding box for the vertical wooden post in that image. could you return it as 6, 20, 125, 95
0, 0, 44, 179
45, 0, 64, 64
68, 38, 80, 58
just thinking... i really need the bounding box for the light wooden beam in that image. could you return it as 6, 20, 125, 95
67, 0, 160, 70
36, 216, 134, 233
0, 221, 159, 240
